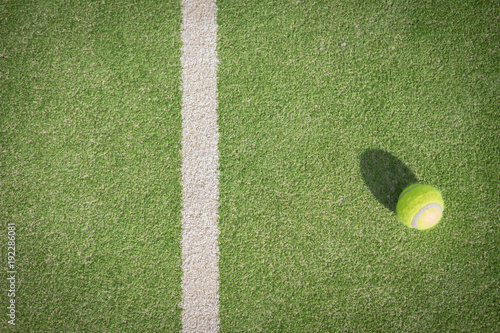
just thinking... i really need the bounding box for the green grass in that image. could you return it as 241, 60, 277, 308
0, 1, 183, 331
0, 0, 498, 332
217, 0, 498, 331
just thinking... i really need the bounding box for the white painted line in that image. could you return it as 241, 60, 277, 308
180, 0, 220, 332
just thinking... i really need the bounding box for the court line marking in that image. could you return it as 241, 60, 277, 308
180, 0, 220, 332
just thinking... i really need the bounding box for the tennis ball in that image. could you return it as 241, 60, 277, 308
396, 183, 444, 230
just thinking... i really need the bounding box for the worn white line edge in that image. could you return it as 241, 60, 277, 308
180, 0, 220, 332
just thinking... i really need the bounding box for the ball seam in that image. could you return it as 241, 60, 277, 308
411, 203, 443, 229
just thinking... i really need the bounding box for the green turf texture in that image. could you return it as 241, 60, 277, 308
217, 0, 498, 332
0, 0, 498, 332
0, 0, 183, 331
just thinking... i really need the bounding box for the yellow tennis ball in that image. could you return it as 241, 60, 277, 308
396, 183, 444, 230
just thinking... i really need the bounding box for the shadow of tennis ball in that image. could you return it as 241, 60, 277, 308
360, 149, 418, 212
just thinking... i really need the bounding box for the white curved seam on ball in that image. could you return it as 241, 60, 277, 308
411, 203, 443, 229
399, 184, 422, 200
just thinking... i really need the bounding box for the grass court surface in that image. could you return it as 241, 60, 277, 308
1, 0, 498, 332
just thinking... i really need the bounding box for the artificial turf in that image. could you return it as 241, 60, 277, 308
216, 0, 498, 331
1, 0, 184, 331
0, 0, 498, 332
